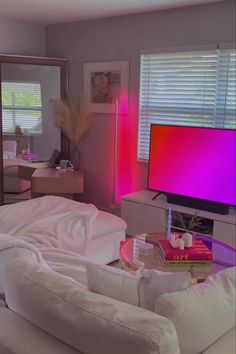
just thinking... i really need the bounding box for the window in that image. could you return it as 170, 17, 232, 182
2, 81, 42, 135
138, 48, 236, 161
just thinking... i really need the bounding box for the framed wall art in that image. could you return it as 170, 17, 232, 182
83, 61, 129, 114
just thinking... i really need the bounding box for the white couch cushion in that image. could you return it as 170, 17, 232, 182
84, 230, 125, 264
138, 269, 191, 311
4, 259, 180, 354
90, 210, 127, 239
155, 267, 236, 354
86, 263, 140, 306
87, 264, 191, 312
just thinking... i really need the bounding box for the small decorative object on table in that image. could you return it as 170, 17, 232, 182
137, 242, 154, 256
134, 234, 154, 255
133, 234, 153, 268
182, 232, 193, 248
170, 232, 193, 249
59, 160, 69, 171
21, 143, 38, 162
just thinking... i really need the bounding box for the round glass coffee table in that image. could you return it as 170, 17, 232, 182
120, 233, 236, 282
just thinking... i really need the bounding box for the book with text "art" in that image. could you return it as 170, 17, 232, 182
158, 239, 212, 261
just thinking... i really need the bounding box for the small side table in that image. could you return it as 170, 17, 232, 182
31, 168, 84, 199
18, 162, 49, 181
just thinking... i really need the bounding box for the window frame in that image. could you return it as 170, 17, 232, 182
138, 45, 236, 162
2, 79, 43, 136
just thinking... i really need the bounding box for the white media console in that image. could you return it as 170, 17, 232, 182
121, 190, 236, 248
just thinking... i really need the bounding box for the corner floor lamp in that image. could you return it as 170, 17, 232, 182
111, 99, 119, 214
114, 99, 119, 202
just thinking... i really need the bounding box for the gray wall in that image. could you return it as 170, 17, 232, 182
45, 0, 235, 209
0, 17, 45, 56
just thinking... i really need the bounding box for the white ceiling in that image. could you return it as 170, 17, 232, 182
0, 0, 226, 25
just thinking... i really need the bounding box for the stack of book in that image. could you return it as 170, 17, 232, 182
157, 239, 212, 266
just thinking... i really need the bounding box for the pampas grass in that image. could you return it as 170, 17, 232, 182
50, 96, 92, 145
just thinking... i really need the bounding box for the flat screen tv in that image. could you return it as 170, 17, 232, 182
148, 125, 236, 214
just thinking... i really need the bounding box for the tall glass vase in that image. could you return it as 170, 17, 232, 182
70, 145, 80, 170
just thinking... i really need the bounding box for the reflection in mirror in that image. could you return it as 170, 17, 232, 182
1, 63, 61, 204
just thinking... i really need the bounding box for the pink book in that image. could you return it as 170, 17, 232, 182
158, 239, 212, 261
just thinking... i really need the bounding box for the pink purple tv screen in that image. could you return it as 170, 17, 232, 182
148, 125, 236, 206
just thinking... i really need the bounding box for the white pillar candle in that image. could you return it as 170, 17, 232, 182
170, 233, 177, 248
175, 238, 185, 250
178, 238, 185, 250
182, 232, 193, 248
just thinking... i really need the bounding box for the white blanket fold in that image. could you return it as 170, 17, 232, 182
0, 233, 43, 264
0, 233, 47, 293
0, 196, 98, 254
0, 196, 101, 287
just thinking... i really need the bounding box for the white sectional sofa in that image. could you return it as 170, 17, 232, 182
0, 255, 235, 354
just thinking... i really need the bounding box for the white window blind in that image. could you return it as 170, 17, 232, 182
2, 81, 42, 135
138, 49, 236, 161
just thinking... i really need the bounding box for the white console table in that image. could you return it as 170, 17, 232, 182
121, 190, 236, 248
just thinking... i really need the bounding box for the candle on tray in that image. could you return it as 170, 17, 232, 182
176, 238, 185, 250
170, 233, 177, 248
182, 232, 193, 248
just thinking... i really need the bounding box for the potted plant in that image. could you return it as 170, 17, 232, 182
50, 96, 92, 170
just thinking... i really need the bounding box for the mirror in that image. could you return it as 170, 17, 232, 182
0, 55, 68, 205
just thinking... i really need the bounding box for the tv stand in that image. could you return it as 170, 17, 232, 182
121, 190, 236, 248
166, 194, 229, 215
152, 192, 164, 201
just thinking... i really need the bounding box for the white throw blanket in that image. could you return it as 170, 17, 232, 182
39, 247, 100, 287
0, 233, 93, 288
0, 196, 98, 254
0, 196, 101, 287
0, 233, 47, 293
0, 233, 43, 264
